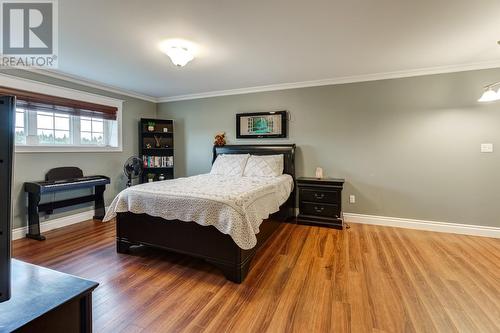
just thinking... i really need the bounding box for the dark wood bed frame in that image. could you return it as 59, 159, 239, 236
116, 144, 296, 283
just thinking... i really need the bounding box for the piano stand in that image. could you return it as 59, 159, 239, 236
25, 167, 110, 241
26, 233, 46, 241
27, 192, 45, 241
26, 185, 108, 241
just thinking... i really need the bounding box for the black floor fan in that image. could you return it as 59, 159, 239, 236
124, 156, 143, 187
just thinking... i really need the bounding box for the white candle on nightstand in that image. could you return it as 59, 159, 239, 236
315, 167, 323, 179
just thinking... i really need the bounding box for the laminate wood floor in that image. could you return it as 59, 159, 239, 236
13, 220, 500, 333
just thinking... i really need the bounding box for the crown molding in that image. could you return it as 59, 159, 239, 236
158, 60, 500, 103
13, 59, 500, 104
22, 68, 158, 103
0, 72, 124, 105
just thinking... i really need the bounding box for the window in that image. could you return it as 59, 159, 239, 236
0, 79, 122, 152
14, 103, 119, 150
80, 116, 104, 145
36, 111, 71, 145
15, 108, 25, 145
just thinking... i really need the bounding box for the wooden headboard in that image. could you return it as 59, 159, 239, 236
212, 144, 296, 179
212, 144, 296, 219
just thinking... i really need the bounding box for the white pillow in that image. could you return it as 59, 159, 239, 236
210, 154, 249, 176
243, 154, 284, 177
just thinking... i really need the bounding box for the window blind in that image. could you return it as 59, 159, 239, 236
0, 86, 117, 120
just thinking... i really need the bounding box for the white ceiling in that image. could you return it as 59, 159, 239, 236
54, 0, 500, 100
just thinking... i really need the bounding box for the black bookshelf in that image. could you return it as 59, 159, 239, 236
139, 118, 174, 183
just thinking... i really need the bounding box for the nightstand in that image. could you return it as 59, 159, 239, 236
296, 177, 345, 229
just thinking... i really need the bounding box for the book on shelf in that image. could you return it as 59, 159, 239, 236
142, 155, 172, 168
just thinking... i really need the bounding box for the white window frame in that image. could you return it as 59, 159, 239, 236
79, 116, 106, 145
0, 73, 123, 153
31, 110, 72, 145
15, 108, 27, 145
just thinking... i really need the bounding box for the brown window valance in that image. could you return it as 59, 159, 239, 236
0, 86, 118, 120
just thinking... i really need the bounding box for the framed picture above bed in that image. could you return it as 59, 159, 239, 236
236, 111, 287, 139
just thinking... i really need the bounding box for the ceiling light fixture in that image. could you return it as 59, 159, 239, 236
165, 46, 194, 67
478, 82, 500, 102
159, 39, 196, 67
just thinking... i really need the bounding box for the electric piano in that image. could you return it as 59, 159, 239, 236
24, 167, 110, 241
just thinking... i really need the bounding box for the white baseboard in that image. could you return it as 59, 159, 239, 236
12, 209, 104, 241
12, 209, 500, 240
343, 213, 500, 238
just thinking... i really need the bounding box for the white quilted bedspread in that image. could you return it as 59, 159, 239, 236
103, 174, 294, 249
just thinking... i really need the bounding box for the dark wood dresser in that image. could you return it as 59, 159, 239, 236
0, 260, 98, 332
297, 177, 345, 229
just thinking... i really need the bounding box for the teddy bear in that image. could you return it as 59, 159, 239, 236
213, 132, 226, 146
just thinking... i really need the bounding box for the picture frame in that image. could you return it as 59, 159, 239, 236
236, 111, 287, 139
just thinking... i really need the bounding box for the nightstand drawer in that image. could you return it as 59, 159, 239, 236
300, 188, 340, 204
300, 202, 340, 218
297, 177, 345, 229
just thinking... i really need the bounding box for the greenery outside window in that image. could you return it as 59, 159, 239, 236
14, 101, 119, 149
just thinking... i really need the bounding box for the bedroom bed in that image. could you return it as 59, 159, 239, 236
105, 144, 296, 283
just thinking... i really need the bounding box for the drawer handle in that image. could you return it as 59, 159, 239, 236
314, 193, 325, 199
314, 206, 324, 213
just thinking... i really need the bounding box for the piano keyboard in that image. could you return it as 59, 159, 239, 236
43, 177, 107, 188
24, 170, 111, 240
25, 175, 111, 194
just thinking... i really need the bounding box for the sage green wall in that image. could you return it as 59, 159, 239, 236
158, 68, 500, 228
1, 69, 157, 229
6, 68, 500, 230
